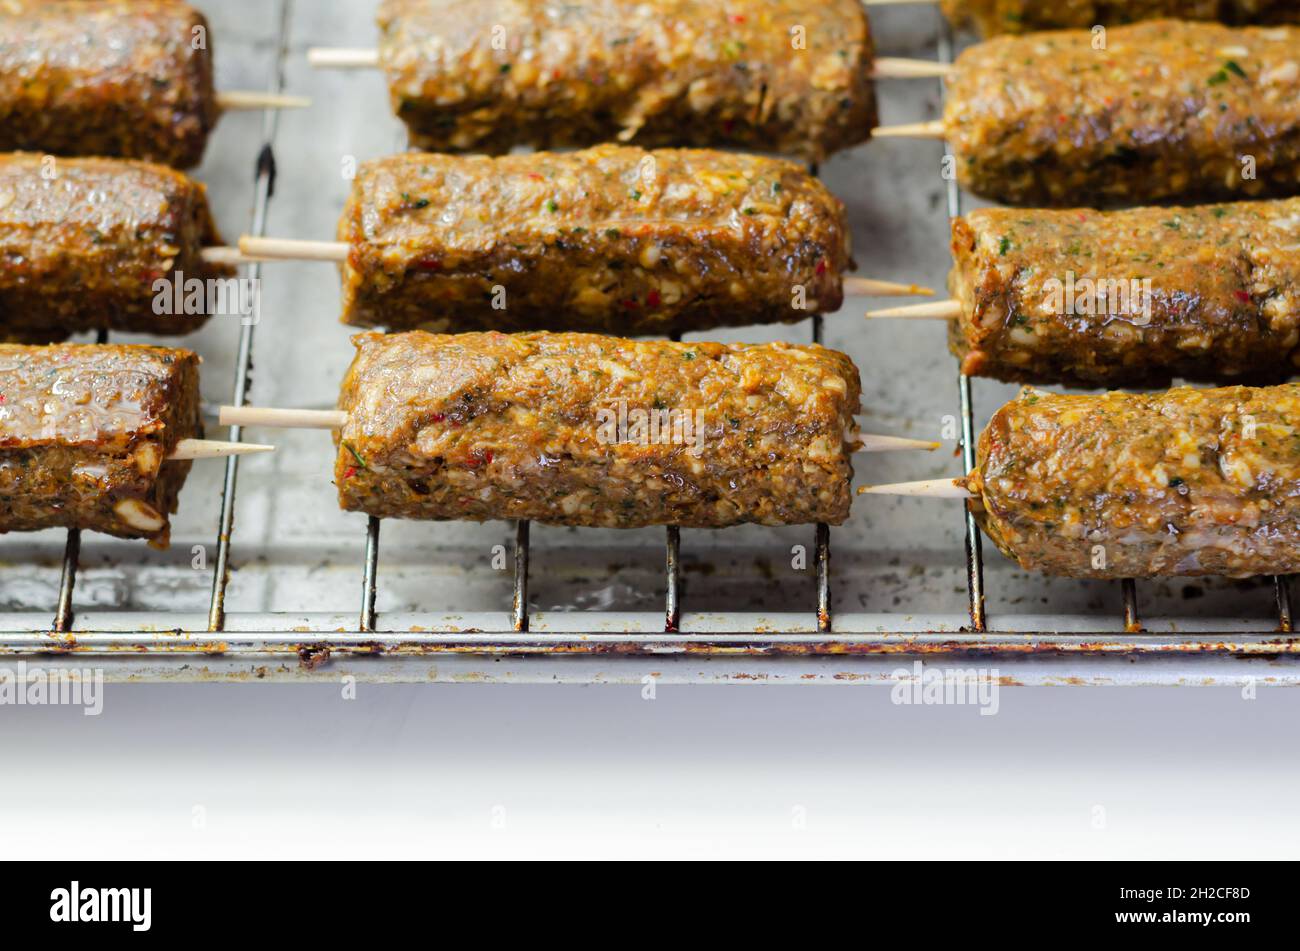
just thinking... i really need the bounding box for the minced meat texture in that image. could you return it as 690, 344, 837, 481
0, 343, 202, 547
945, 20, 1300, 206
335, 331, 862, 529
337, 145, 852, 335
968, 384, 1300, 579
0, 153, 234, 343
941, 0, 1300, 36
376, 0, 877, 161
947, 198, 1300, 386
0, 0, 219, 169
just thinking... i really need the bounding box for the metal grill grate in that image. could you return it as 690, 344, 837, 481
5, 1, 1299, 684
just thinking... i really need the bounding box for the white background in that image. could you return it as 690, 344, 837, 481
4, 683, 1298, 859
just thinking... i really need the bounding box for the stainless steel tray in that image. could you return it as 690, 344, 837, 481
2, 0, 1297, 685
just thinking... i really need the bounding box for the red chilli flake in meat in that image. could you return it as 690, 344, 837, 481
647, 290, 662, 308
342, 466, 357, 480
815, 259, 828, 276
1235, 290, 1251, 303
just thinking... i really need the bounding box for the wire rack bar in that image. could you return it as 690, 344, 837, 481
1122, 579, 1142, 632
513, 519, 530, 632
1277, 577, 1294, 632
51, 530, 80, 634
938, 18, 987, 633
359, 516, 380, 633
206, 0, 293, 633
665, 526, 681, 632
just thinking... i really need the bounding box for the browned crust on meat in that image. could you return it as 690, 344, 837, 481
0, 153, 234, 343
946, 198, 1300, 387
337, 146, 851, 335
376, 0, 877, 161
0, 344, 202, 546
334, 331, 862, 529
970, 384, 1300, 579
0, 1, 218, 168
942, 0, 1300, 36
945, 20, 1300, 206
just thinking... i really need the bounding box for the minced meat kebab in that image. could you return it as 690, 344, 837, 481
375, 0, 878, 161
967, 384, 1300, 579
338, 145, 852, 336
946, 197, 1300, 387
334, 331, 862, 529
0, 344, 202, 547
0, 153, 234, 343
946, 20, 1300, 206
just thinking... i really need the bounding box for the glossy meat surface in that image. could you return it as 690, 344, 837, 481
0, 344, 201, 546
376, 0, 877, 160
335, 331, 862, 529
338, 146, 851, 335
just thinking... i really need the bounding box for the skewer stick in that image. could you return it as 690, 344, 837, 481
306, 46, 948, 79
200, 247, 275, 266
216, 91, 313, 111
168, 439, 275, 462
858, 478, 972, 499
856, 434, 941, 453
308, 47, 381, 69
873, 119, 947, 140
844, 277, 934, 298
221, 405, 937, 454
219, 406, 348, 429
873, 57, 952, 79
238, 236, 349, 262
865, 299, 962, 320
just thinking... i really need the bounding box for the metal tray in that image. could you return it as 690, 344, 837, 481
2, 0, 1297, 685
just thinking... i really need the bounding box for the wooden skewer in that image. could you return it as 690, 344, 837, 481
221, 405, 937, 454
873, 57, 952, 79
306, 46, 948, 80
168, 439, 276, 462
216, 91, 313, 111
308, 47, 381, 69
844, 277, 934, 298
872, 119, 947, 140
858, 477, 972, 499
865, 299, 962, 320
238, 236, 349, 262
856, 434, 941, 453
199, 247, 273, 266
220, 407, 348, 429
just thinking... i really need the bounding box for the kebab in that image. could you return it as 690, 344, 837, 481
865, 197, 1300, 388
238, 145, 929, 336
865, 0, 1300, 36
863, 384, 1300, 579
0, 344, 272, 547
306, 0, 948, 162
0, 153, 248, 343
0, 0, 309, 169
219, 331, 940, 530
874, 20, 1300, 207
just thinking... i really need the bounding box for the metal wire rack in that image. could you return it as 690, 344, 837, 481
6, 2, 1300, 685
